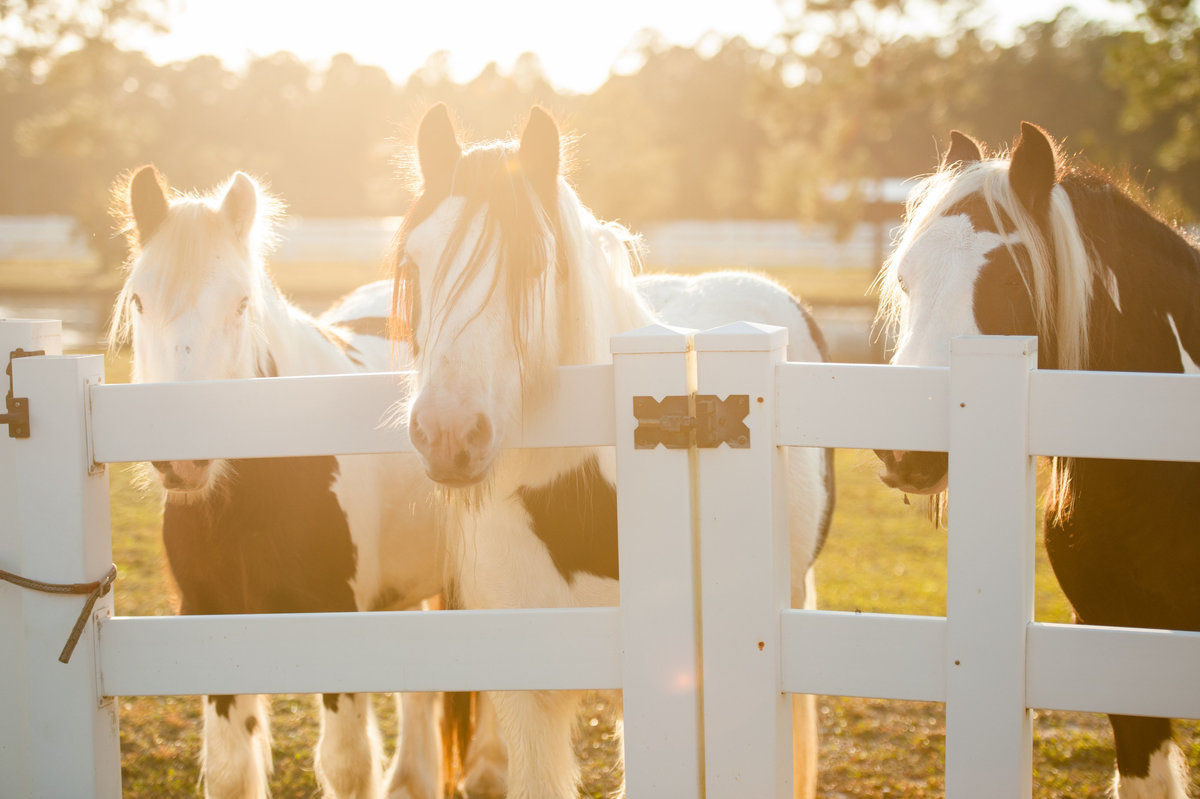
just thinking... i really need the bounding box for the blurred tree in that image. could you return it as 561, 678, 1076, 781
1108, 0, 1200, 218
14, 41, 164, 267
0, 0, 168, 76
760, 0, 982, 231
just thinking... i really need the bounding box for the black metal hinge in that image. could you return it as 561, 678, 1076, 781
632, 394, 750, 450
1, 348, 43, 439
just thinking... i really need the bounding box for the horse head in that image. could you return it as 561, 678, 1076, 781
112, 165, 278, 494
873, 122, 1069, 495
392, 104, 574, 488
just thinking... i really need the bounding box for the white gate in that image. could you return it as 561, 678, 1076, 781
2, 317, 1199, 798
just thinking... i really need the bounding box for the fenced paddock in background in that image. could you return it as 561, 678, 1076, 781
2, 317, 1199, 798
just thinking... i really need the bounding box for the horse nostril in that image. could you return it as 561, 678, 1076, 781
466, 414, 492, 449
454, 449, 470, 470
151, 460, 171, 475
409, 422, 430, 449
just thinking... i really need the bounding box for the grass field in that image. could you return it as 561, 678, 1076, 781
99, 344, 1200, 796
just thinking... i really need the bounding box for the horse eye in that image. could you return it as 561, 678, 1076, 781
237, 297, 249, 315
131, 293, 144, 313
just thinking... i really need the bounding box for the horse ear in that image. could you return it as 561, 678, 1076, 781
417, 103, 461, 194
221, 172, 259, 243
130, 165, 169, 245
942, 130, 983, 169
1009, 122, 1058, 216
519, 106, 560, 202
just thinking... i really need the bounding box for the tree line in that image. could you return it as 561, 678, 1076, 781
2, 1, 1198, 264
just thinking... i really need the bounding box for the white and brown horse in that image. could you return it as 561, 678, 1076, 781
110, 166, 502, 799
390, 104, 834, 798
875, 123, 1200, 798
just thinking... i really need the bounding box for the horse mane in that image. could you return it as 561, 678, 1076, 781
388, 137, 649, 377
108, 172, 283, 352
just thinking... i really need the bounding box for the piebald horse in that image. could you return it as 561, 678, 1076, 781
875, 123, 1200, 798
110, 166, 503, 799
390, 104, 835, 798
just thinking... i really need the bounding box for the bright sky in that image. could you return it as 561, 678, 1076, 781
128, 0, 1135, 94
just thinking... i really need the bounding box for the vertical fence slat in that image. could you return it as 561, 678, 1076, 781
4, 339, 120, 798
945, 335, 1038, 799
695, 322, 792, 799
612, 323, 704, 795
0, 320, 65, 798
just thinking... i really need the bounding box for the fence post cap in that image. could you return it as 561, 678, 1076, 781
611, 324, 695, 355
694, 321, 787, 353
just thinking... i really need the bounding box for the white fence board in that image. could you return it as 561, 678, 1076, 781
90, 364, 615, 463
99, 608, 622, 697
781, 610, 947, 702
1030, 369, 1200, 461
1026, 622, 1200, 719
776, 362, 948, 450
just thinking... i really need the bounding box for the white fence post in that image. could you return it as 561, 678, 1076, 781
0, 320, 64, 798
1, 323, 120, 798
695, 322, 792, 798
945, 335, 1038, 798
612, 323, 704, 795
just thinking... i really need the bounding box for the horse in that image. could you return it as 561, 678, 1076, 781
873, 122, 1200, 798
109, 165, 504, 799
388, 103, 835, 799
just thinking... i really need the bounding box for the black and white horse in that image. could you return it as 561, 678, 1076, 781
110, 166, 504, 799
874, 122, 1199, 798
390, 104, 834, 798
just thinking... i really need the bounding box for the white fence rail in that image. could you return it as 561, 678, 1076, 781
2, 318, 1200, 797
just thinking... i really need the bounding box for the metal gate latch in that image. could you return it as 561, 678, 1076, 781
632, 394, 750, 449
1, 348, 43, 439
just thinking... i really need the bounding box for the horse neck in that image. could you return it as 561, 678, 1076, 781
252, 270, 357, 377
1071, 185, 1200, 373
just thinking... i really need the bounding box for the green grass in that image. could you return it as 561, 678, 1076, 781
95, 348, 1199, 797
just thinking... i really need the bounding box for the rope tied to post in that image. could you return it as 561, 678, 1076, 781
0, 563, 117, 663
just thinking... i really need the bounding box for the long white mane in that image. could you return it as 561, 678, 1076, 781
551, 178, 654, 367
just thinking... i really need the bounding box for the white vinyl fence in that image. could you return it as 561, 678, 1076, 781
2, 317, 1200, 798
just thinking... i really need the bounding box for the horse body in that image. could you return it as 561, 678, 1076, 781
113, 167, 450, 799
393, 104, 832, 798
875, 123, 1200, 797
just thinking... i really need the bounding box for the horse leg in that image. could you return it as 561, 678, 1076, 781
490, 689, 583, 799
382, 691, 442, 799
791, 567, 819, 799
1110, 714, 1191, 798
315, 692, 382, 799
201, 694, 272, 799
459, 691, 508, 798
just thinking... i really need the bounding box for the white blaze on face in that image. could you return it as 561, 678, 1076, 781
127, 248, 255, 383
403, 196, 527, 485
891, 213, 1007, 367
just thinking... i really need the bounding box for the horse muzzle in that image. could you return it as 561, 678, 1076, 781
151, 459, 213, 492
408, 406, 498, 487
873, 449, 949, 495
